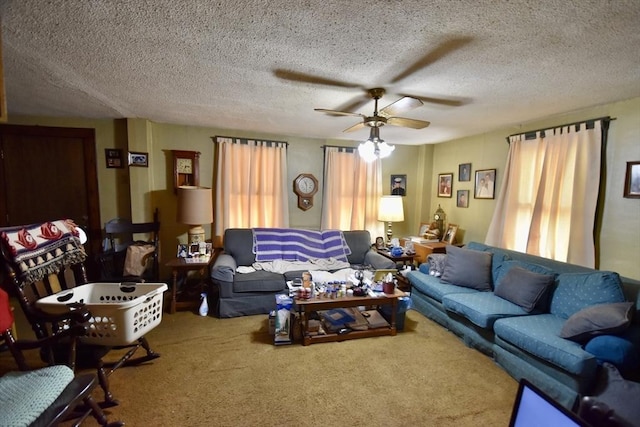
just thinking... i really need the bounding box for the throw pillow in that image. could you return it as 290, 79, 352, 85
440, 245, 492, 291
584, 335, 640, 374
559, 302, 634, 343
494, 266, 555, 312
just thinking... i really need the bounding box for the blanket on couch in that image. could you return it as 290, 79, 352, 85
252, 228, 351, 262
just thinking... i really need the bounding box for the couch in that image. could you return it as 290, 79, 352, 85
407, 241, 640, 409
210, 228, 395, 318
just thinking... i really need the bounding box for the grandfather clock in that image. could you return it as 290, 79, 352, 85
434, 204, 446, 239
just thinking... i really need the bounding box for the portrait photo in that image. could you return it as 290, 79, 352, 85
624, 161, 640, 198
438, 173, 453, 198
475, 169, 496, 199
457, 190, 469, 208
458, 163, 471, 182
391, 174, 406, 196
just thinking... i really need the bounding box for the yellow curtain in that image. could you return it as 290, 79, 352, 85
321, 147, 383, 237
486, 120, 603, 267
214, 138, 288, 242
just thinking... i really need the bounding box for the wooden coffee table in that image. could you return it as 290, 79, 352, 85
295, 288, 406, 346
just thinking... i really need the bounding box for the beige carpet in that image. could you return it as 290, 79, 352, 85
3, 308, 518, 426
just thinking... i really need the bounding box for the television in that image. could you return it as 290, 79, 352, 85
509, 379, 592, 427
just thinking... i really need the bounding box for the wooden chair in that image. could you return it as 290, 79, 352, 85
0, 219, 161, 407
97, 208, 160, 282
1, 287, 124, 427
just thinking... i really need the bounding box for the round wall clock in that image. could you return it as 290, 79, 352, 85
293, 173, 318, 211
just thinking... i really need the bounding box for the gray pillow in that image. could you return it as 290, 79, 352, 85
559, 302, 634, 343
440, 245, 492, 291
494, 266, 555, 312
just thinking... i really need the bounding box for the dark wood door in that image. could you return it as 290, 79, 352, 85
0, 124, 101, 277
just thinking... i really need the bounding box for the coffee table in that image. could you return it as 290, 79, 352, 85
295, 288, 406, 346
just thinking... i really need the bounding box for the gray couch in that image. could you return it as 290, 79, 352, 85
210, 228, 395, 318
407, 241, 640, 409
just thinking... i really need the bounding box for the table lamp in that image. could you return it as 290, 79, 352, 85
177, 186, 213, 245
378, 195, 404, 245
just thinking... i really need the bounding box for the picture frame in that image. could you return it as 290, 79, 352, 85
375, 236, 386, 250
438, 173, 453, 197
418, 222, 430, 236
105, 148, 124, 168
457, 190, 469, 208
475, 169, 496, 199
128, 151, 149, 167
391, 174, 406, 196
623, 161, 640, 198
442, 223, 459, 245
458, 163, 471, 182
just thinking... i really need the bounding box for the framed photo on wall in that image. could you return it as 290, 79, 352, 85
438, 173, 453, 197
624, 161, 640, 198
458, 163, 471, 181
391, 174, 406, 196
475, 169, 496, 199
128, 151, 149, 167
105, 148, 124, 168
457, 190, 469, 208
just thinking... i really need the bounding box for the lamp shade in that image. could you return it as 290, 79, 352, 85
177, 186, 213, 245
378, 195, 404, 222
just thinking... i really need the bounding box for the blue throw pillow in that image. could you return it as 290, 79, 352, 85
559, 302, 634, 343
584, 335, 640, 373
494, 266, 555, 312
440, 245, 492, 291
494, 260, 556, 291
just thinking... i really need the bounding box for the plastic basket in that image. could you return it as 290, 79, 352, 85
36, 282, 168, 346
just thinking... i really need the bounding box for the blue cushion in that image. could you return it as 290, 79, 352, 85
494, 260, 556, 291
407, 270, 477, 302
550, 271, 625, 319
559, 302, 634, 343
443, 292, 529, 329
494, 314, 598, 376
440, 245, 493, 291
465, 242, 512, 285
494, 266, 556, 312
584, 335, 640, 373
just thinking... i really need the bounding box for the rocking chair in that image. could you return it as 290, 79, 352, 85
0, 219, 163, 407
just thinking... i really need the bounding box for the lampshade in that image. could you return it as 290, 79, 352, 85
177, 186, 213, 244
378, 195, 405, 222
358, 127, 395, 163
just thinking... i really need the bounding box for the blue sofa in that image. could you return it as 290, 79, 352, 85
407, 241, 640, 409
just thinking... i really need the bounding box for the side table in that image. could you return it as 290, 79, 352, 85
165, 257, 213, 314
377, 249, 415, 292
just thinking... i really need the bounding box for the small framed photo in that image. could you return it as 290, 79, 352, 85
128, 151, 149, 167
375, 236, 386, 250
458, 163, 471, 181
623, 161, 640, 198
438, 173, 453, 197
457, 190, 469, 208
442, 224, 458, 245
475, 169, 496, 199
418, 222, 430, 236
391, 174, 406, 196
105, 149, 124, 168
177, 244, 188, 258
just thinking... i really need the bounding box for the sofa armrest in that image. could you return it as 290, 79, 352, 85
365, 250, 396, 269
211, 254, 237, 282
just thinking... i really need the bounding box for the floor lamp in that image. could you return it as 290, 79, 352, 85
378, 195, 404, 246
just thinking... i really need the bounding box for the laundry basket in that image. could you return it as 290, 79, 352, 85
36, 282, 168, 346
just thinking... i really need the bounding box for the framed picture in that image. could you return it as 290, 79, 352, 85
442, 224, 458, 244
375, 236, 386, 250
457, 190, 469, 208
438, 173, 453, 197
391, 174, 406, 196
418, 222, 430, 236
128, 151, 149, 167
105, 148, 124, 168
458, 163, 471, 181
475, 169, 496, 199
623, 161, 640, 198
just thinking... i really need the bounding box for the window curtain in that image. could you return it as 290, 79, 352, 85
321, 146, 384, 237
214, 138, 289, 241
485, 119, 607, 267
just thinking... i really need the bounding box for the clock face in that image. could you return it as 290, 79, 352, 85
177, 158, 193, 174
299, 177, 316, 194
434, 214, 441, 220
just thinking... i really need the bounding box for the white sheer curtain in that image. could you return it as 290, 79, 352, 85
321, 147, 384, 237
486, 120, 605, 267
214, 138, 289, 242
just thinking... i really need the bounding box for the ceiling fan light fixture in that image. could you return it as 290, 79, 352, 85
358, 127, 395, 162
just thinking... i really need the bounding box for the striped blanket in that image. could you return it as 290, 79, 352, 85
252, 228, 351, 262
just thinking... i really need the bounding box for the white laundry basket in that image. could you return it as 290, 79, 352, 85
36, 282, 168, 346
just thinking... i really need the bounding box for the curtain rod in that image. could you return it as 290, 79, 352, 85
506, 116, 615, 143
321, 144, 358, 152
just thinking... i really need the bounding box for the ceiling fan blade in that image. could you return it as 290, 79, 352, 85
401, 94, 466, 107
387, 117, 431, 129
379, 96, 423, 117
314, 108, 364, 118
274, 69, 362, 89
335, 95, 370, 114
343, 122, 366, 133
389, 36, 474, 84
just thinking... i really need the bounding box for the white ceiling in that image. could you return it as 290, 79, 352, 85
1, 0, 639, 145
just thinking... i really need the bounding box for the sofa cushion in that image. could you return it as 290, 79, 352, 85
559, 302, 634, 343
494, 260, 556, 291
233, 271, 287, 293
550, 271, 625, 319
494, 314, 597, 376
440, 245, 492, 291
443, 292, 530, 329
223, 229, 256, 266
407, 270, 477, 302
465, 242, 512, 285
494, 266, 555, 312
584, 335, 640, 373
342, 230, 372, 265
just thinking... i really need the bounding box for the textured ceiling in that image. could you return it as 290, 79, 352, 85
1, 0, 639, 145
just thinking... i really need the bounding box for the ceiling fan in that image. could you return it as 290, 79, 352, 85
314, 87, 430, 133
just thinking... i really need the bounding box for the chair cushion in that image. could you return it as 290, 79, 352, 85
0, 365, 74, 427
443, 292, 530, 329
559, 302, 634, 343
440, 245, 493, 291
494, 266, 555, 312
550, 271, 625, 319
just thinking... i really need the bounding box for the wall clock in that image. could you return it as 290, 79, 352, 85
172, 150, 200, 192
293, 173, 318, 211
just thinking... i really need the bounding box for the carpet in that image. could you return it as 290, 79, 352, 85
2, 307, 518, 426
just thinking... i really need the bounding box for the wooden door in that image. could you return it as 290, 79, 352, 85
0, 124, 101, 277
